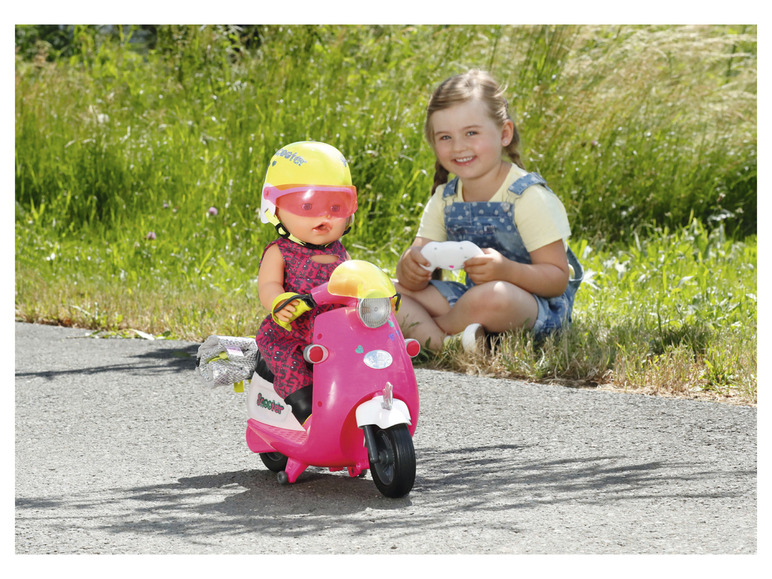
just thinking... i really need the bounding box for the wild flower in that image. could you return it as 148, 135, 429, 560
208, 206, 218, 216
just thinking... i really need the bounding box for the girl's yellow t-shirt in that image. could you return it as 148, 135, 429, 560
416, 165, 572, 252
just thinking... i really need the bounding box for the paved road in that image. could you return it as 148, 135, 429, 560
14, 322, 757, 557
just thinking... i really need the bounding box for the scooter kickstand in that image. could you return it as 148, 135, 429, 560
280, 457, 308, 484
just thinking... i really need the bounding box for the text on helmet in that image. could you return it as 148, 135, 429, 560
275, 148, 307, 166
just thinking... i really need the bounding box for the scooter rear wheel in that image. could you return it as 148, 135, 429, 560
260, 452, 289, 473
368, 424, 416, 498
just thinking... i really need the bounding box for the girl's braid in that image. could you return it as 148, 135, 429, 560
504, 132, 525, 170
431, 160, 450, 196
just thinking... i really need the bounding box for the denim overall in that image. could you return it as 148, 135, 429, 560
429, 173, 584, 338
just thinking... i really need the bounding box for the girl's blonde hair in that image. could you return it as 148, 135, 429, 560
424, 69, 524, 195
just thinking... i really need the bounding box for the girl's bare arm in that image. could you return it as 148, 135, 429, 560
464, 239, 570, 298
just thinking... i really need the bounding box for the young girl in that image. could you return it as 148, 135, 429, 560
256, 141, 357, 423
395, 70, 583, 352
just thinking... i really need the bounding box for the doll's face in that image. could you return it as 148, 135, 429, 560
275, 207, 348, 246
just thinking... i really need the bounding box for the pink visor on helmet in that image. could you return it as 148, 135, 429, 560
264, 185, 358, 218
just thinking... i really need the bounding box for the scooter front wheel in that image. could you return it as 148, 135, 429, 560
260, 452, 288, 473
367, 424, 416, 498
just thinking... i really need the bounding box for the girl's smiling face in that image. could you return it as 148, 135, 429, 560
429, 98, 514, 195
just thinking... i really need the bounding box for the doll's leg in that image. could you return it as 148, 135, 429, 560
434, 280, 538, 336
280, 362, 314, 424
269, 346, 313, 397
284, 385, 313, 424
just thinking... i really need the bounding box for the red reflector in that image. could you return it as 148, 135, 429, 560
405, 339, 420, 358
303, 344, 329, 364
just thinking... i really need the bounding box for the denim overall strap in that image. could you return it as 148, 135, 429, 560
565, 246, 584, 292
442, 177, 460, 199
507, 172, 553, 196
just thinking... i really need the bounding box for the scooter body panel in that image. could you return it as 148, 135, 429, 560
245, 305, 419, 472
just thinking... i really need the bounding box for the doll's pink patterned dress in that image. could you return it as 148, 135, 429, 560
256, 237, 348, 399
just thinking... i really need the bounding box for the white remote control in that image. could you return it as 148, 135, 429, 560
420, 241, 484, 271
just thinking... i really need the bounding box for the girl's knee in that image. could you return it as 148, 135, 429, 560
467, 281, 516, 309
463, 282, 537, 329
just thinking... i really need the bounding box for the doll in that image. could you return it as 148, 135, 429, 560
256, 141, 358, 424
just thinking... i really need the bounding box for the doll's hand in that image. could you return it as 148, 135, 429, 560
271, 292, 316, 331
463, 248, 510, 285
274, 301, 298, 322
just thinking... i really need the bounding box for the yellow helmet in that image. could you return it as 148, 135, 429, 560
260, 141, 357, 226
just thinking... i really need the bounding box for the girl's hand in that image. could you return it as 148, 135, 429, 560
397, 244, 434, 290
463, 248, 509, 285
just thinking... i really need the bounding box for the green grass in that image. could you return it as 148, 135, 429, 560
442, 219, 756, 403
15, 25, 757, 404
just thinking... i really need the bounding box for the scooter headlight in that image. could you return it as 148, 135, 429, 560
357, 297, 391, 328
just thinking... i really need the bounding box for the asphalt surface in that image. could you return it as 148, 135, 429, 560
14, 322, 758, 558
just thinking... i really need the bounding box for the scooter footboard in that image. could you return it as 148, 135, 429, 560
246, 419, 308, 454
246, 421, 275, 453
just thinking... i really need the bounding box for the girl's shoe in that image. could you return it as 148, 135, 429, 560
461, 323, 485, 353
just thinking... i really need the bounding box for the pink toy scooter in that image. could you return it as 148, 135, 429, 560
244, 260, 420, 498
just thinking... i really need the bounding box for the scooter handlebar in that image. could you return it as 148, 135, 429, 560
310, 282, 356, 307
